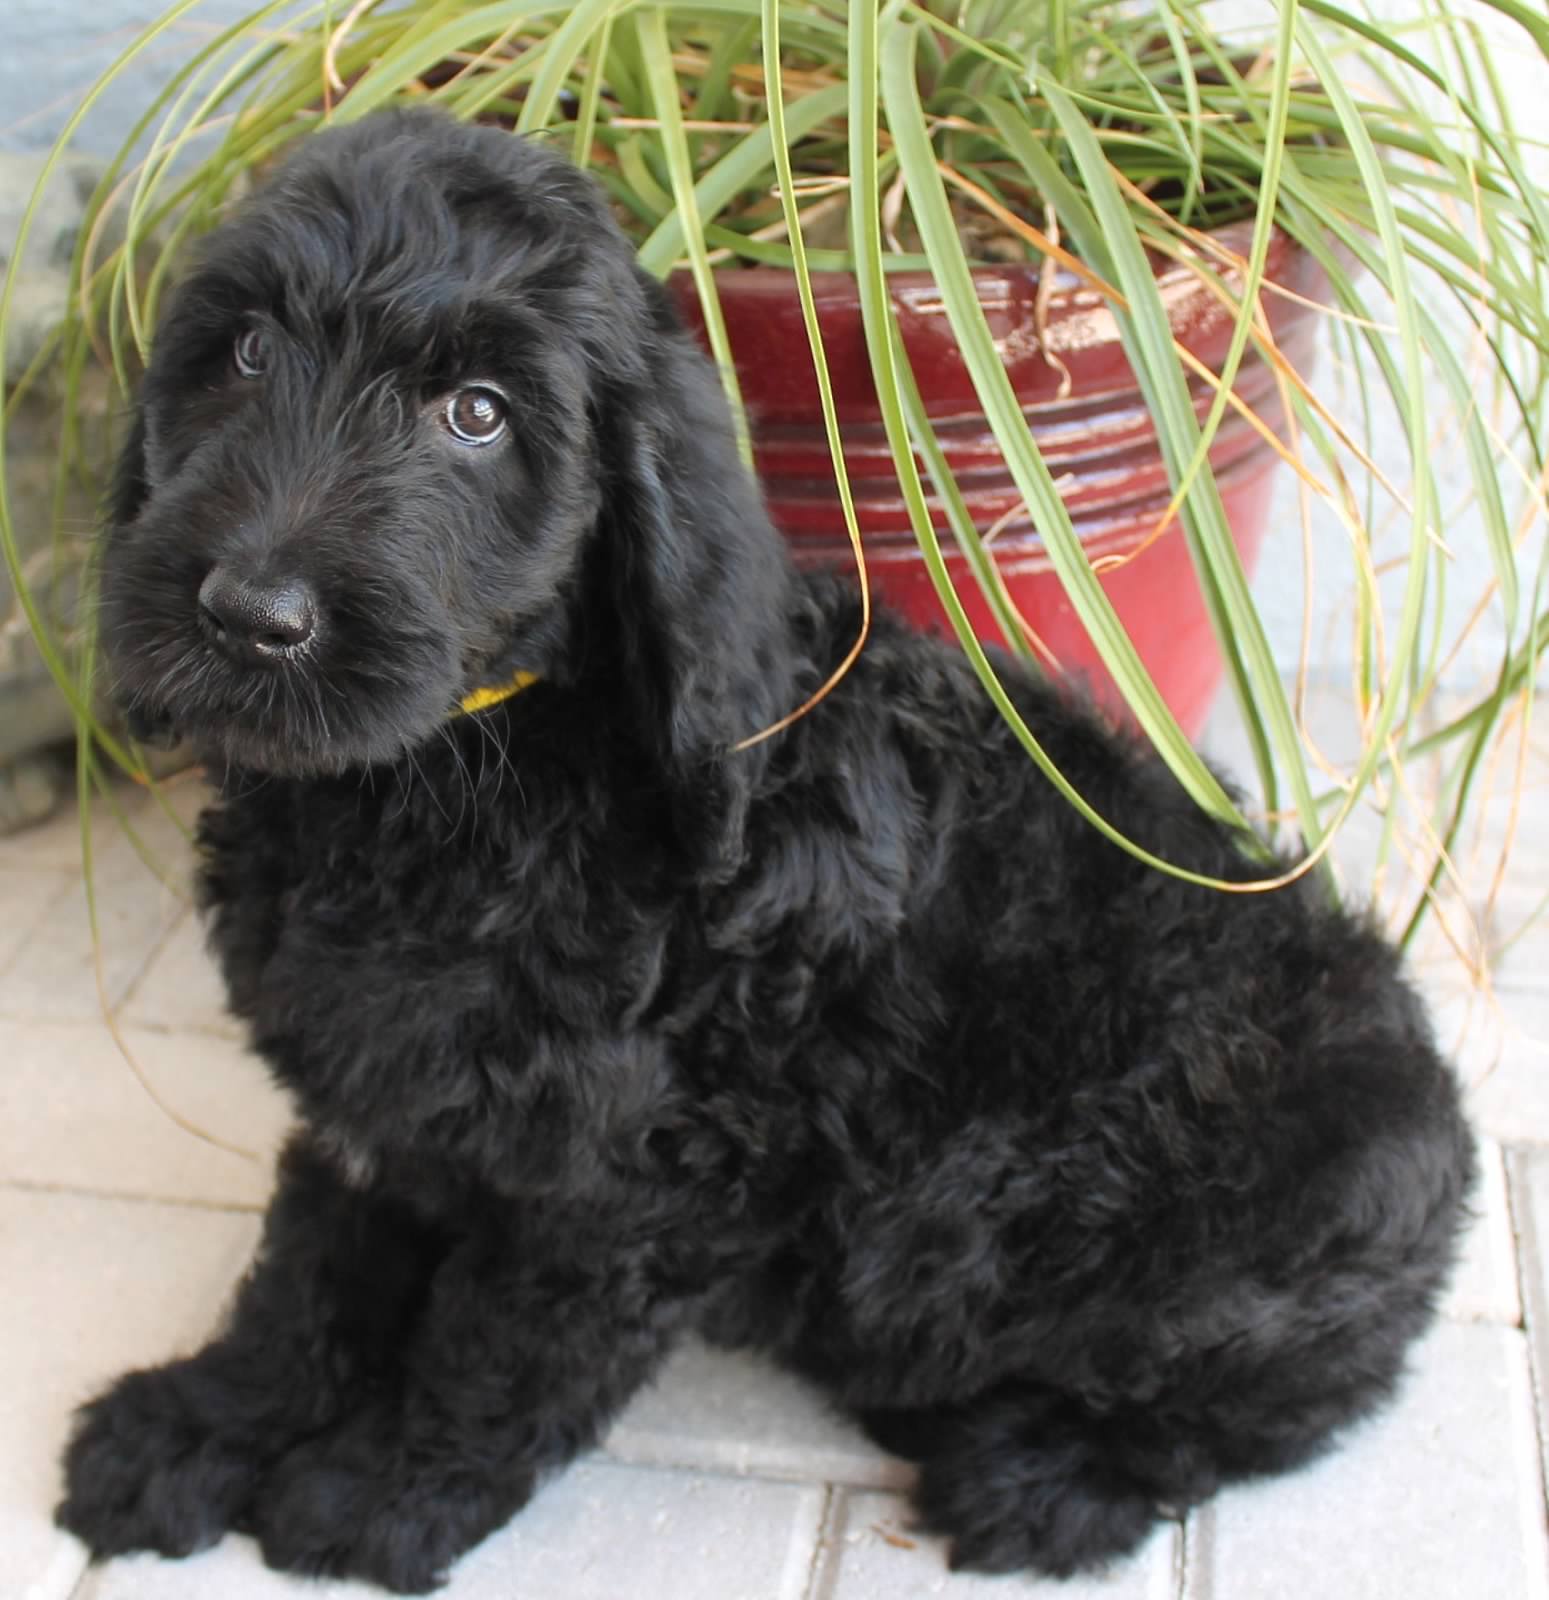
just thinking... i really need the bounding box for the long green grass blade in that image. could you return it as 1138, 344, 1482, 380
853, 4, 1270, 886
1035, 78, 1324, 852
885, 38, 1248, 828
894, 351, 1038, 666
1290, 22, 1444, 825
635, 7, 750, 462
517, 0, 617, 134
636, 83, 848, 275
329, 1, 575, 122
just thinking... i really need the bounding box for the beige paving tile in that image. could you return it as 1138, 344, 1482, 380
78, 1462, 827, 1600
1443, 1136, 1523, 1325
0, 1188, 258, 1600
1451, 980, 1549, 1146
1186, 1321, 1549, 1600
810, 1489, 1178, 1600
0, 799, 198, 1023
0, 864, 78, 975
0, 772, 204, 876
122, 911, 242, 1040
606, 1339, 910, 1492
0, 792, 105, 874
0, 1020, 289, 1208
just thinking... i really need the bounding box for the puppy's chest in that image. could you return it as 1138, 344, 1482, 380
201, 792, 673, 1136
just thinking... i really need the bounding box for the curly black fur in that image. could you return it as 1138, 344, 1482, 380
57, 110, 1476, 1594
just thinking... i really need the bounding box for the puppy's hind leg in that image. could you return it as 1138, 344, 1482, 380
56, 1135, 444, 1564
900, 1122, 1475, 1578
903, 1361, 1360, 1577
904, 1297, 1428, 1581
900, 1382, 1185, 1577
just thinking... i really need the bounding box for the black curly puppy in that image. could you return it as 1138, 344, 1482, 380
59, 109, 1475, 1594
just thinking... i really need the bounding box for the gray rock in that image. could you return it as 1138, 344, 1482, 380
0, 151, 114, 382
2, 150, 128, 831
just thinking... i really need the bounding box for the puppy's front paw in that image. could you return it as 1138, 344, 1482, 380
55, 1365, 263, 1561
252, 1410, 534, 1594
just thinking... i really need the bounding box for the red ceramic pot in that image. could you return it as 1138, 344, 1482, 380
669, 222, 1329, 737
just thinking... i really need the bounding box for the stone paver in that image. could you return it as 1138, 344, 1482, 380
810, 1491, 1178, 1600
74, 1547, 371, 1600
607, 1340, 910, 1491
0, 1018, 290, 1209
0, 801, 195, 1023
0, 1188, 257, 1600
75, 1464, 826, 1600
0, 784, 148, 875
1186, 1321, 1549, 1600
121, 911, 243, 1040
0, 865, 79, 976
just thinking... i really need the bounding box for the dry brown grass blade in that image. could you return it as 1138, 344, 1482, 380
324, 0, 385, 95
87, 865, 260, 1163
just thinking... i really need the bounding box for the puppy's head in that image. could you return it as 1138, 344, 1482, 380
103, 109, 790, 811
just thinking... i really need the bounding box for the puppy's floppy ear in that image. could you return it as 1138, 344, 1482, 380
595, 270, 795, 875
99, 399, 184, 747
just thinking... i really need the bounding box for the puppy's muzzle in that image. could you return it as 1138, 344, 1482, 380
198, 567, 319, 662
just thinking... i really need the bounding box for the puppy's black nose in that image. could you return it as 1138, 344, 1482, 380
199, 569, 317, 657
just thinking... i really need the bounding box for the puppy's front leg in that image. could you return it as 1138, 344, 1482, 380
249, 1200, 692, 1593
56, 1134, 445, 1562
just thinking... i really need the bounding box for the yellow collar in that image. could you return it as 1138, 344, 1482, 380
453, 669, 539, 717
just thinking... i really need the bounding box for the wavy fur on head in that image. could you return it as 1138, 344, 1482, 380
60, 110, 1474, 1594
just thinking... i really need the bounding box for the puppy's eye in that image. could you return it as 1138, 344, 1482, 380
233, 327, 269, 379
443, 386, 508, 447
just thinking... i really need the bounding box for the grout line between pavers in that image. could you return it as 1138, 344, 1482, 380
0, 867, 82, 984
783, 1483, 834, 1600
1490, 1136, 1527, 1328
602, 1431, 906, 1495
0, 1177, 267, 1215
1172, 1511, 1192, 1600
0, 919, 190, 1030
0, 1010, 240, 1040
1506, 1148, 1549, 1579
27, 1536, 88, 1600
1179, 1507, 1209, 1600
108, 1016, 248, 1043
1504, 1325, 1549, 1600
1502, 1143, 1532, 1335
111, 902, 194, 1017
800, 1483, 845, 1600
60, 1557, 91, 1600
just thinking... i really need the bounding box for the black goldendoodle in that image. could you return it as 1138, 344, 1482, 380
57, 110, 1475, 1594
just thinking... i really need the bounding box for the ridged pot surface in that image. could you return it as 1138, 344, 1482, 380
670, 222, 1328, 735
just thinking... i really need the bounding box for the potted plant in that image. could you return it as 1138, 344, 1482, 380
2, 0, 1545, 961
